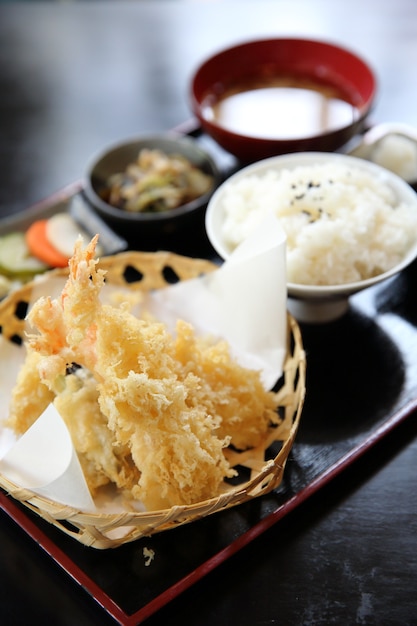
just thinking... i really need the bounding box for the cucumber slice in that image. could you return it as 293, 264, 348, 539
0, 231, 49, 279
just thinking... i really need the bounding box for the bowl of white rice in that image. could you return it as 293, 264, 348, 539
206, 152, 417, 323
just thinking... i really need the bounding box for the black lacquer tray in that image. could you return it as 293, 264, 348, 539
1, 121, 417, 625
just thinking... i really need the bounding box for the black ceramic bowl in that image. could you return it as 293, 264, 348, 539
84, 134, 220, 239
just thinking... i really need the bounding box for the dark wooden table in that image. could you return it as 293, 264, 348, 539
1, 2, 417, 625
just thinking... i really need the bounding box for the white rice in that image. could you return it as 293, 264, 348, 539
220, 162, 417, 286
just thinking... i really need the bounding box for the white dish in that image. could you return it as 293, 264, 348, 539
347, 122, 417, 188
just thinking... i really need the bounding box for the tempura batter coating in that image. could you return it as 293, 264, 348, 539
8, 348, 54, 434
54, 370, 139, 493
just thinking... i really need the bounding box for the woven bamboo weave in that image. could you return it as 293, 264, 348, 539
0, 251, 306, 549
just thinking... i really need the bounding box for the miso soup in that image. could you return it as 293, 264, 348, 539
203, 77, 360, 140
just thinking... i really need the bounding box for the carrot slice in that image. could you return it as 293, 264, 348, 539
25, 219, 70, 268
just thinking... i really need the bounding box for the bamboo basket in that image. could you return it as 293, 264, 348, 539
0, 251, 306, 549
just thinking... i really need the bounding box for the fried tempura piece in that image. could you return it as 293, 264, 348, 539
93, 308, 233, 509
54, 370, 139, 494
173, 321, 280, 450
7, 347, 54, 434
27, 234, 104, 382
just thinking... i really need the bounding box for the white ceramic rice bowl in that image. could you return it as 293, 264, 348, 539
206, 152, 417, 322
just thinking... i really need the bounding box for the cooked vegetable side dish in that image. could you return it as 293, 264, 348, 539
101, 148, 214, 213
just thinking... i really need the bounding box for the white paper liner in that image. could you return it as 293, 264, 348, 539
0, 404, 95, 510
0, 215, 287, 513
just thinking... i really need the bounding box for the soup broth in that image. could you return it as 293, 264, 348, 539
203, 77, 360, 140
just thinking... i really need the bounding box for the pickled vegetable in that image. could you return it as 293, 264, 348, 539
0, 232, 49, 279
